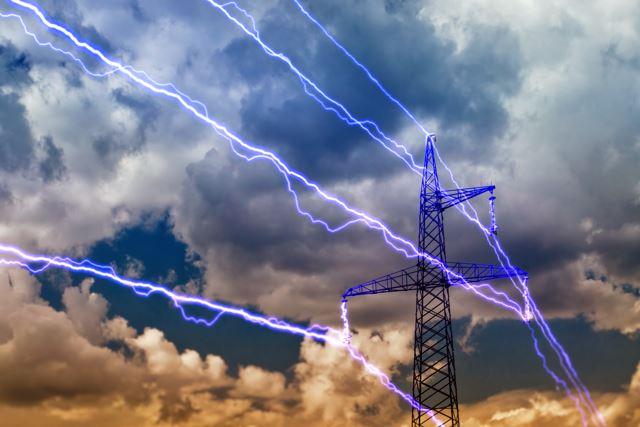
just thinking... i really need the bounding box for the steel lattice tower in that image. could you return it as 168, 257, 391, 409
343, 136, 526, 426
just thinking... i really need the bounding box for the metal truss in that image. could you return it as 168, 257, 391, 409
345, 135, 527, 426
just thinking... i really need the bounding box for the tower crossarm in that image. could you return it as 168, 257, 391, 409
342, 265, 420, 298
343, 262, 527, 298
426, 185, 495, 212
445, 261, 527, 284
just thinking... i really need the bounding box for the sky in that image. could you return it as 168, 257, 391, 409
0, 0, 638, 426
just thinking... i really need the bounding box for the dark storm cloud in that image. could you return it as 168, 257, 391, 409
591, 224, 640, 278
163, 0, 640, 346
0, 93, 35, 173
0, 43, 31, 87
0, 93, 68, 183
0, 43, 70, 183
238, 82, 401, 181
180, 148, 393, 276
0, 44, 34, 173
112, 88, 159, 143
170, 0, 529, 328
165, 0, 523, 329
448, 211, 588, 276
223, 35, 404, 182
229, 0, 522, 173
38, 136, 66, 182
90, 89, 159, 168
0, 182, 11, 202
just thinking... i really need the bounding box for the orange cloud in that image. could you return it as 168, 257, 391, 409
0, 269, 637, 427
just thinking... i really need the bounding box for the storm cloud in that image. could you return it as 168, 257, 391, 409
0, 0, 637, 425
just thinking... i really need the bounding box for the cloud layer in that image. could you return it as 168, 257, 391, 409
0, 0, 638, 424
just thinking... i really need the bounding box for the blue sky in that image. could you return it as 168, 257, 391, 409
0, 1, 638, 426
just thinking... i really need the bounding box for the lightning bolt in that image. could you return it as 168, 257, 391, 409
0, 7, 515, 423
0, 242, 446, 426
199, 0, 604, 423
0, 2, 524, 315
204, 0, 424, 173
0, 1, 604, 425
0, 6, 512, 422
286, 2, 605, 424
197, 0, 603, 423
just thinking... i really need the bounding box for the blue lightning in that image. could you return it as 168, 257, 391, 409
0, 1, 604, 424
284, 2, 605, 424
0, 1, 526, 317
0, 4, 523, 422
197, 0, 603, 423
1, 3, 590, 423
0, 243, 447, 424
203, 0, 424, 173
194, 0, 604, 422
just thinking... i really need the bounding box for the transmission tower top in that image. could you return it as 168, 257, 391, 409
343, 136, 526, 426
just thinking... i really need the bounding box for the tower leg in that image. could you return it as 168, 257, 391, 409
411, 280, 459, 426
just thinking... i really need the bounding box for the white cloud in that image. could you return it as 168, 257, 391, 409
233, 365, 287, 399
128, 327, 230, 390
62, 278, 108, 344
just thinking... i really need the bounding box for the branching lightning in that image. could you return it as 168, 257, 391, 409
0, 1, 524, 315
204, 0, 424, 174
0, 243, 446, 425
0, 0, 605, 425
283, 2, 605, 424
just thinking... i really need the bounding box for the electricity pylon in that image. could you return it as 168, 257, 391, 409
343, 136, 526, 426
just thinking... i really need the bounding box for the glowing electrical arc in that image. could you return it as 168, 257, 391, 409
201, 0, 602, 422
0, 1, 524, 317
0, 243, 446, 425
285, 2, 604, 424
0, 1, 603, 424
0, 0, 521, 339
0, 6, 519, 423
200, 0, 424, 173
0, 2, 594, 422
200, 0, 603, 422
0, 7, 590, 427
